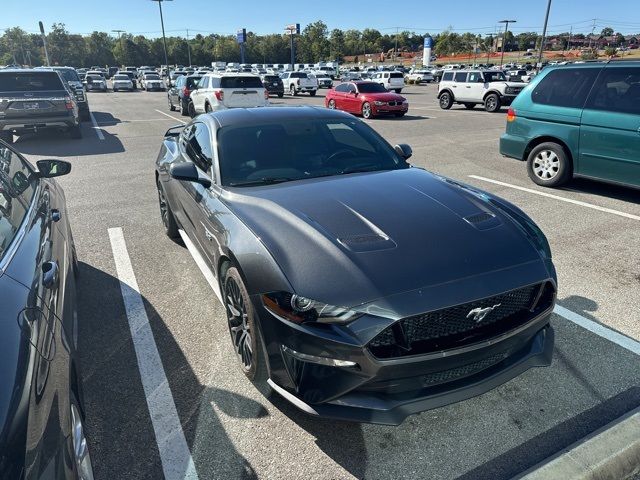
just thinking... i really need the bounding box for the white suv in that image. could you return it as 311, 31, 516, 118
437, 70, 526, 112
370, 71, 405, 93
188, 73, 269, 115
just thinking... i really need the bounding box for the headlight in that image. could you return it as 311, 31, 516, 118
374, 101, 385, 106
262, 292, 363, 325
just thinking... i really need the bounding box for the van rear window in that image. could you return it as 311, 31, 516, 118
220, 76, 263, 88
531, 68, 600, 108
0, 72, 64, 91
390, 72, 404, 78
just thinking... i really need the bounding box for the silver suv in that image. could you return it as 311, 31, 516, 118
437, 70, 526, 112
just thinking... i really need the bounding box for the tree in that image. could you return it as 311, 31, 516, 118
329, 29, 345, 61
615, 32, 626, 46
601, 27, 614, 37
604, 46, 616, 56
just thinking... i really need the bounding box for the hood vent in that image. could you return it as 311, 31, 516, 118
338, 234, 396, 253
464, 212, 502, 230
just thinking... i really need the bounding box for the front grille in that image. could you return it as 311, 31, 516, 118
422, 352, 508, 386
368, 282, 554, 359
387, 101, 402, 106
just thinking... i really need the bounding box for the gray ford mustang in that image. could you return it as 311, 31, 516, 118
154, 106, 557, 425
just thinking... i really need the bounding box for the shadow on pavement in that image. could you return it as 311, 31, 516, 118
77, 261, 259, 480
561, 177, 640, 204
91, 111, 121, 127
12, 122, 125, 157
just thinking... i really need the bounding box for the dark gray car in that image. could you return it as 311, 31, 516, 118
0, 70, 82, 144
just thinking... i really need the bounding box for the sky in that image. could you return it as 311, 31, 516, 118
3, 0, 640, 37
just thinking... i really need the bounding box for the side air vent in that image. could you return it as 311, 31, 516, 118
464, 211, 501, 230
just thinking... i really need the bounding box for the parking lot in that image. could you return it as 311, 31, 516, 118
12, 83, 640, 480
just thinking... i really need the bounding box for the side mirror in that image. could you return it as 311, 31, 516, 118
394, 144, 412, 160
36, 159, 72, 178
170, 162, 211, 188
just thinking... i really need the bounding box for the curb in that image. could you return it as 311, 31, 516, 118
514, 406, 640, 480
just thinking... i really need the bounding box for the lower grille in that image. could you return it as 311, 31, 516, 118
422, 352, 508, 386
368, 282, 554, 359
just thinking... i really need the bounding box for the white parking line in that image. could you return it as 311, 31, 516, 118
155, 109, 186, 124
554, 305, 640, 356
178, 229, 223, 303
469, 175, 640, 222
108, 227, 198, 480
89, 113, 105, 140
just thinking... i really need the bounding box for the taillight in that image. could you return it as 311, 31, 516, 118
182, 86, 191, 97
214, 90, 224, 101
507, 107, 516, 122
64, 96, 74, 110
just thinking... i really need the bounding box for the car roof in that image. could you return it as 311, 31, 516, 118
201, 106, 352, 129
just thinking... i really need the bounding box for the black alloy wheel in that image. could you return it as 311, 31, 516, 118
328, 99, 336, 109
156, 180, 179, 238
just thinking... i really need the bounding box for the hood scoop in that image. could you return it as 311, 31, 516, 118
337, 233, 396, 252
464, 211, 502, 230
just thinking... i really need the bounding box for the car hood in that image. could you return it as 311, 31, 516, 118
224, 168, 547, 309
361, 92, 405, 101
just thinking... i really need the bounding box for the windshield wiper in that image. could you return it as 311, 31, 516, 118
339, 164, 385, 175
228, 177, 295, 187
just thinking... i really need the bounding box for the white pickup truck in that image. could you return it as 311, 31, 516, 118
281, 71, 318, 96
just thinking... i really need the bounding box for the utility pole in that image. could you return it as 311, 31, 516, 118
112, 30, 125, 66
186, 28, 192, 66
498, 20, 516, 67
537, 0, 552, 71
567, 26, 572, 52
588, 18, 596, 49
394, 27, 399, 62
150, 0, 171, 67
38, 21, 50, 66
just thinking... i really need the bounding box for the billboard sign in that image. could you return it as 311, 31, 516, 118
236, 28, 246, 44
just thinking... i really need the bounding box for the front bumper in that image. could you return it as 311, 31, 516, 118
254, 294, 555, 425
371, 103, 409, 115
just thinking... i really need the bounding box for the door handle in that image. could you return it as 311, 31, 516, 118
51, 209, 61, 222
466, 86, 471, 88
42, 261, 59, 288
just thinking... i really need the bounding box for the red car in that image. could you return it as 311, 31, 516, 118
325, 81, 408, 119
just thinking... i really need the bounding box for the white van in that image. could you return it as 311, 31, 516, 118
370, 71, 405, 93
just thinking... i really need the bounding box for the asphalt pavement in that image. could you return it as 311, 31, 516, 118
11, 83, 640, 480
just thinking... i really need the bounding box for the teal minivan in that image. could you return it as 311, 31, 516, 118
500, 61, 640, 188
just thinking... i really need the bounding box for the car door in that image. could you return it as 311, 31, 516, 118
466, 71, 486, 102
454, 72, 471, 101
0, 144, 71, 478
332, 83, 349, 110
177, 122, 216, 261
579, 65, 640, 187
343, 83, 360, 113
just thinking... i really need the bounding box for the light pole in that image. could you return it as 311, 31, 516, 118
38, 21, 50, 66
498, 19, 516, 67
112, 29, 125, 66
150, 0, 171, 67
186, 29, 191, 67
537, 0, 552, 71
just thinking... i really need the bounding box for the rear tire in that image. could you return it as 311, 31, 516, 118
168, 97, 176, 111
205, 102, 212, 113
439, 92, 453, 109
223, 267, 268, 384
328, 99, 336, 109
309, 90, 316, 97
277, 92, 284, 98
484, 93, 501, 112
187, 101, 196, 118
290, 85, 297, 96
394, 89, 402, 94
69, 392, 95, 480
526, 142, 572, 188
157, 180, 179, 238
180, 99, 188, 116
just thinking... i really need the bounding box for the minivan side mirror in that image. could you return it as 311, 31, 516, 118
36, 159, 72, 178
170, 162, 211, 188
394, 144, 413, 160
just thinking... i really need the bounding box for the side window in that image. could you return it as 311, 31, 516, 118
281, 73, 289, 79
347, 84, 356, 94
468, 72, 482, 83
327, 123, 375, 153
0, 146, 37, 260
442, 72, 454, 82
335, 83, 349, 93
186, 123, 213, 174
454, 72, 468, 83
585, 67, 640, 115
531, 68, 600, 108
199, 77, 209, 89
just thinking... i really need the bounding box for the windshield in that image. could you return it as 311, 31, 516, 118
217, 118, 408, 187
357, 82, 388, 93
54, 68, 80, 82
88, 74, 103, 80
114, 75, 129, 80
145, 75, 160, 80
484, 71, 506, 82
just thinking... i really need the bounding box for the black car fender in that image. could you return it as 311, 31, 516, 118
437, 88, 454, 99
483, 89, 503, 100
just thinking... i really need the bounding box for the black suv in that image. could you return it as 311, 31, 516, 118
0, 69, 82, 143
167, 74, 201, 115
261, 74, 284, 97
48, 67, 91, 121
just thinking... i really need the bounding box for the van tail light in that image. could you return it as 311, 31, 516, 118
214, 90, 224, 101
64, 97, 74, 110
507, 107, 516, 122
182, 86, 191, 97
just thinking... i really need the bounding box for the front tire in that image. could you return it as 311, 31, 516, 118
527, 142, 572, 188
290, 85, 297, 96
223, 267, 267, 383
157, 180, 179, 238
484, 93, 501, 112
394, 89, 402, 94
328, 99, 336, 109
70, 393, 95, 480
439, 92, 453, 109
187, 101, 196, 118
361, 101, 373, 119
